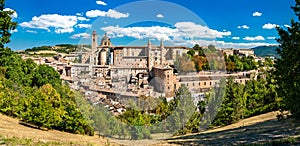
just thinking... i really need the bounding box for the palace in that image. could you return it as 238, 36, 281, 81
58, 31, 253, 106
81, 30, 188, 69
69, 30, 191, 101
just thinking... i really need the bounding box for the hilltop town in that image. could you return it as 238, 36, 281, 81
20, 31, 272, 114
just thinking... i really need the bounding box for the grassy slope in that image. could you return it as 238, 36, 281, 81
0, 113, 117, 146
166, 111, 300, 145
1, 112, 299, 146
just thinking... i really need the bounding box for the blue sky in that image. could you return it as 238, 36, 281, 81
5, 0, 296, 50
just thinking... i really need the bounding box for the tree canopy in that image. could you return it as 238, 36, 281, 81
0, 0, 94, 135
275, 0, 300, 118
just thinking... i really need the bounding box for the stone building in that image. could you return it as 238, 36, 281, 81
84, 30, 188, 72
63, 31, 254, 101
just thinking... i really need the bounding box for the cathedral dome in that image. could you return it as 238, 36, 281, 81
100, 32, 111, 47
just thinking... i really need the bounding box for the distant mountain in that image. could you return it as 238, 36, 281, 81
251, 45, 280, 58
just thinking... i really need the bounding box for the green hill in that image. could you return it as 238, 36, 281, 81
251, 45, 280, 58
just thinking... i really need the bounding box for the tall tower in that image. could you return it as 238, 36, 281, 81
147, 38, 152, 70
91, 30, 98, 65
160, 38, 164, 48
160, 38, 165, 65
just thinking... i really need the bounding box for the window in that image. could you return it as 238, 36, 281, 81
193, 83, 195, 86
210, 82, 212, 85
204, 82, 206, 86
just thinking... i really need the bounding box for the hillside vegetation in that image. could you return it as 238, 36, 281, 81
25, 44, 77, 54
0, 113, 117, 146
251, 45, 280, 58
0, 48, 94, 135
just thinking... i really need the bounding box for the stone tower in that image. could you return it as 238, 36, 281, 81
91, 30, 98, 65
160, 38, 165, 65
147, 38, 152, 70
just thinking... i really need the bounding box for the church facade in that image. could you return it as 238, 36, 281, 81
84, 30, 188, 70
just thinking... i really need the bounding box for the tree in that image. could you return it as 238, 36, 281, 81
174, 53, 196, 73
275, 0, 300, 118
212, 78, 244, 126
0, 0, 17, 48
22, 84, 64, 129
192, 55, 208, 71
32, 64, 61, 87
187, 49, 195, 58
168, 85, 196, 135
193, 44, 205, 56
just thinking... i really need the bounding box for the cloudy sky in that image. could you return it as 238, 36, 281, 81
5, 0, 296, 50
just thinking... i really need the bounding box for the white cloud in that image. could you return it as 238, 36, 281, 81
267, 36, 276, 40
101, 22, 231, 43
19, 14, 78, 33
237, 25, 250, 29
77, 24, 91, 28
284, 24, 291, 28
101, 25, 176, 40
174, 22, 231, 38
76, 13, 82, 16
3, 8, 18, 19
86, 9, 129, 19
253, 11, 262, 17
216, 41, 276, 49
70, 33, 91, 39
55, 28, 74, 33
232, 37, 240, 40
262, 23, 279, 29
86, 10, 106, 17
156, 14, 164, 18
96, 0, 107, 5
168, 39, 276, 49
77, 16, 90, 21
243, 35, 265, 41
11, 29, 18, 33
106, 9, 129, 19
26, 30, 37, 33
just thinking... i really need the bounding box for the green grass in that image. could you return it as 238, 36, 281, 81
0, 135, 95, 146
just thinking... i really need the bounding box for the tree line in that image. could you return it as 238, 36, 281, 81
87, 68, 281, 139
0, 48, 94, 135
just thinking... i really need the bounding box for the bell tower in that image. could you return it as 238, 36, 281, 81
91, 30, 98, 65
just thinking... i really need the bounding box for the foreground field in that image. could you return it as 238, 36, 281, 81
0, 113, 117, 146
166, 111, 300, 145
1, 112, 300, 146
